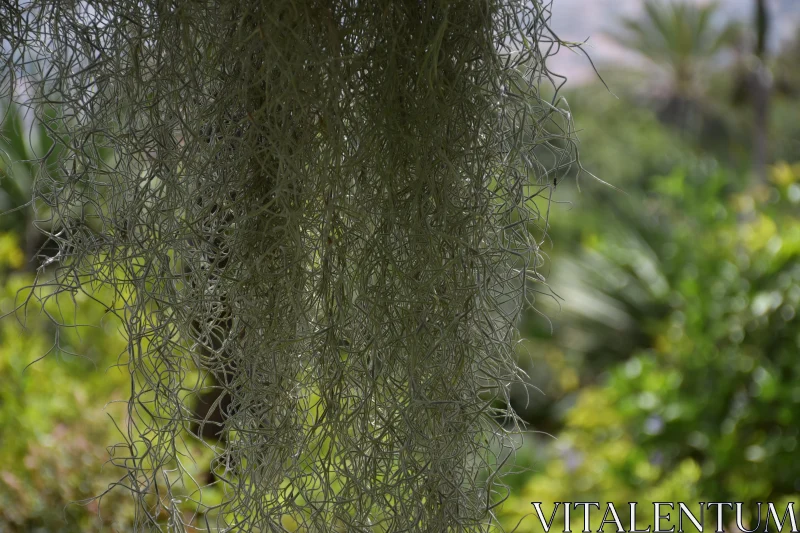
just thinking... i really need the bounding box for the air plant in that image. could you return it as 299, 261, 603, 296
1, 1, 581, 530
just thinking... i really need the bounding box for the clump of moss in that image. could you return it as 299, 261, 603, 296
1, 1, 580, 530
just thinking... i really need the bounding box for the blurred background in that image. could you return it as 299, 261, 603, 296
1, 0, 799, 531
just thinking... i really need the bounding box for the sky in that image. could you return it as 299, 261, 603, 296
546, 0, 800, 84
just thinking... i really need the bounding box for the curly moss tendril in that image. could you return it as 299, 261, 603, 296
1, 1, 583, 530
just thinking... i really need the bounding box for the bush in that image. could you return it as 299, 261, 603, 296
500, 158, 800, 530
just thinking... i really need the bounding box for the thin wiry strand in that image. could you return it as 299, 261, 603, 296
1, 1, 580, 531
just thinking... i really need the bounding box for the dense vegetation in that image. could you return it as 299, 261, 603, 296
498, 6, 800, 527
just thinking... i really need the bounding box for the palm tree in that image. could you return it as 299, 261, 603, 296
748, 0, 771, 183
610, 0, 740, 140
614, 1, 740, 100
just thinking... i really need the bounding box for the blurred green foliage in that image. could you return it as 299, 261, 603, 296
0, 232, 137, 531
496, 14, 800, 529
500, 157, 800, 530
